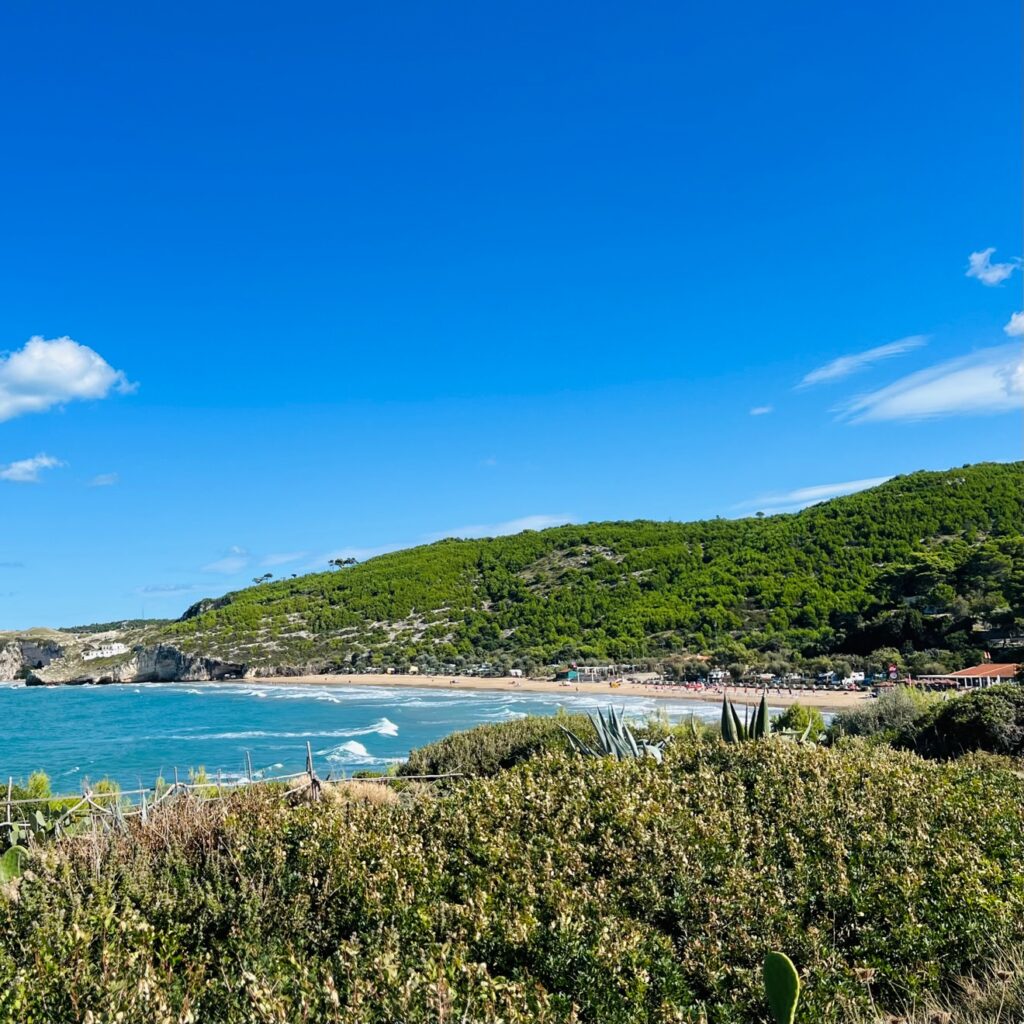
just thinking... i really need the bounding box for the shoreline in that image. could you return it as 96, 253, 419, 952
243, 672, 870, 712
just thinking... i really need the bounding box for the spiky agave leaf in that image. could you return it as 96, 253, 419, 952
638, 742, 665, 764
721, 691, 740, 743
559, 725, 598, 756
565, 707, 668, 761
751, 689, 769, 740
731, 702, 747, 742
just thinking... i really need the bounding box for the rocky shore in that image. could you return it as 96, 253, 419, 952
0, 632, 245, 685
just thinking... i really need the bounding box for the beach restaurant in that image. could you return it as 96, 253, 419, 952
916, 663, 1020, 690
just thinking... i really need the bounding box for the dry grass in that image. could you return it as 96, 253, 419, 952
321, 779, 401, 806
859, 947, 1024, 1024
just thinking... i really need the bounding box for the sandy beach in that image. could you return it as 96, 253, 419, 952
250, 672, 870, 713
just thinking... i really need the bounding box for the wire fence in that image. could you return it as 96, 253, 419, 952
2, 742, 461, 843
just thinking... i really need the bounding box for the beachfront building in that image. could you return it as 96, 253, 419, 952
916, 663, 1020, 689
575, 665, 622, 681
82, 641, 129, 661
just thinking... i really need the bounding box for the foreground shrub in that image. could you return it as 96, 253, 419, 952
772, 702, 826, 739
828, 685, 937, 742
399, 711, 594, 777
896, 684, 1024, 759
3, 741, 1024, 1022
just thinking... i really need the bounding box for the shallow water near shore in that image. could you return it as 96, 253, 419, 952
0, 680, 783, 790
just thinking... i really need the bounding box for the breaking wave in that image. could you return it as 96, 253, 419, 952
318, 740, 402, 767
156, 717, 399, 742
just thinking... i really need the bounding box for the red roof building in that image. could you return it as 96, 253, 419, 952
917, 663, 1020, 688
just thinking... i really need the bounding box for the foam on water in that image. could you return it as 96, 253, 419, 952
318, 740, 401, 766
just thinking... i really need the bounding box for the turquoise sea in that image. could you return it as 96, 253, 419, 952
0, 681, 752, 791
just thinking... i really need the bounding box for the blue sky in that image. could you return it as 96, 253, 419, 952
0, 1, 1020, 628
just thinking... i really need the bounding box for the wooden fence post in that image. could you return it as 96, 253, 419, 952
306, 742, 321, 803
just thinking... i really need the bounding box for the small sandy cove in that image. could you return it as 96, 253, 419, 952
254, 672, 869, 713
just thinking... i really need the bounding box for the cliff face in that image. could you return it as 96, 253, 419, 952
129, 645, 245, 683
0, 638, 65, 680
0, 642, 24, 680
24, 643, 246, 686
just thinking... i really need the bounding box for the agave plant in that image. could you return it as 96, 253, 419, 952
560, 706, 668, 763
720, 688, 770, 743
720, 690, 816, 745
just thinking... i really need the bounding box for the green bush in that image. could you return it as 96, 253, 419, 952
399, 711, 595, 777
828, 685, 937, 743
3, 742, 1024, 1022
896, 684, 1024, 759
772, 702, 825, 738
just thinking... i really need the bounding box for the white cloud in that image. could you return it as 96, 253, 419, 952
480, 456, 498, 467
0, 453, 64, 483
966, 248, 1019, 286
0, 337, 136, 422
738, 476, 892, 514
799, 336, 927, 388
429, 513, 575, 541
201, 545, 250, 574
749, 405, 773, 416
1004, 312, 1024, 337
839, 344, 1023, 423
88, 472, 119, 487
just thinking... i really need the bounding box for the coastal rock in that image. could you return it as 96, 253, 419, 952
0, 642, 24, 681
134, 644, 246, 682
26, 644, 245, 686
1, 639, 64, 681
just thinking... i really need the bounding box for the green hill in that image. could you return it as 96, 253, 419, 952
162, 461, 1024, 675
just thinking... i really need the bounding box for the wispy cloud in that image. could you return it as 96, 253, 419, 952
737, 476, 892, 514
480, 456, 498, 467
839, 344, 1023, 423
201, 545, 250, 574
260, 551, 308, 567
88, 472, 119, 487
966, 248, 1019, 286
749, 405, 773, 416
139, 583, 197, 595
0, 453, 64, 483
0, 337, 136, 422
798, 336, 927, 389
1004, 312, 1024, 337
429, 513, 575, 541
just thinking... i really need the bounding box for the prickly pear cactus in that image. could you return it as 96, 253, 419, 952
0, 845, 27, 884
764, 950, 800, 1024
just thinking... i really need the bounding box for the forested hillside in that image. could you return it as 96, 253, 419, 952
163, 462, 1024, 675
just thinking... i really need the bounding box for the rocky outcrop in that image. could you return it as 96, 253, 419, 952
25, 644, 245, 686
180, 596, 231, 620
132, 644, 245, 682
19, 640, 62, 670
0, 639, 65, 680
0, 642, 24, 680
